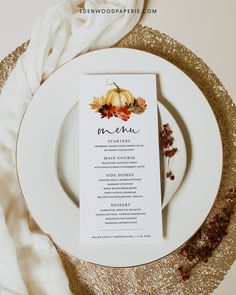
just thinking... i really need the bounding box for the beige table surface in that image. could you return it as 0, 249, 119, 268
0, 1, 235, 294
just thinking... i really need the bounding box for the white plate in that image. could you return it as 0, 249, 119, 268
17, 48, 222, 267
56, 101, 186, 210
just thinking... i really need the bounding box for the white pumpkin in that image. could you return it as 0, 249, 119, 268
104, 84, 134, 107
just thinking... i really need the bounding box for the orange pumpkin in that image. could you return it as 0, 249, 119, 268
104, 83, 134, 107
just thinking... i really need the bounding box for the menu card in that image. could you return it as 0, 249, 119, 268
79, 74, 162, 245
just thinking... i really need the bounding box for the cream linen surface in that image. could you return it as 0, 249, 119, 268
0, 0, 144, 294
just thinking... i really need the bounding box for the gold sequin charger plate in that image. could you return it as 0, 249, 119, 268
1, 25, 235, 295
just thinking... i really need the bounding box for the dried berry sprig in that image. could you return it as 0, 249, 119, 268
178, 265, 193, 282
178, 187, 236, 281
166, 171, 175, 181
160, 123, 177, 180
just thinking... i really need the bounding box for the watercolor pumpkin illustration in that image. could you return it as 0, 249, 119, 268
90, 82, 147, 121
103, 82, 134, 107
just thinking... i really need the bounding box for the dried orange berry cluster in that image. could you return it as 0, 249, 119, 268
160, 123, 177, 180
178, 187, 236, 282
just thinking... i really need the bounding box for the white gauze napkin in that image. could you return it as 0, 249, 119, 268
0, 0, 144, 294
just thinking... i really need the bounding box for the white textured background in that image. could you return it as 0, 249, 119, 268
0, 0, 235, 294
